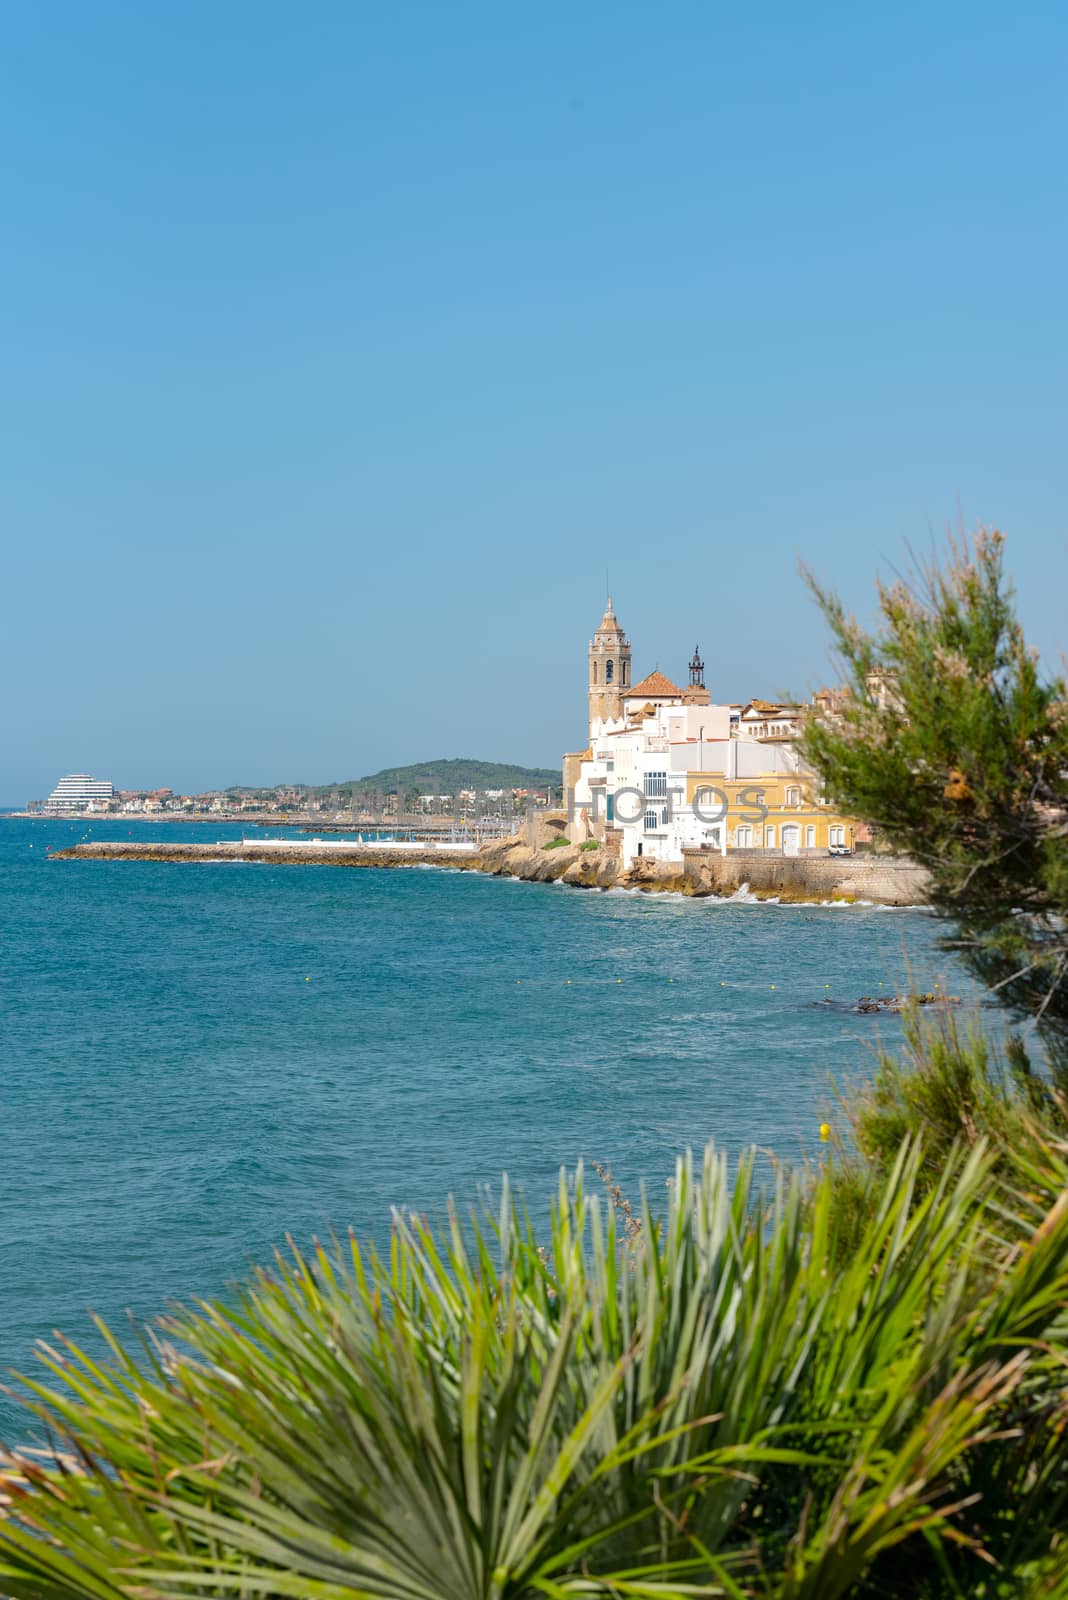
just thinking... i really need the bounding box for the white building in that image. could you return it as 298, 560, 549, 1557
731, 700, 802, 740
568, 642, 731, 866
44, 773, 114, 812
563, 602, 832, 868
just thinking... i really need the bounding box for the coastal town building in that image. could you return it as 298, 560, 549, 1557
731, 701, 802, 741
564, 600, 863, 868
42, 773, 114, 812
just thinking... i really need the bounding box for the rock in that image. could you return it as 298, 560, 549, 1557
853, 992, 960, 1015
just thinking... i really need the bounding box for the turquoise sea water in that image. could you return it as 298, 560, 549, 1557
1, 816, 969, 1436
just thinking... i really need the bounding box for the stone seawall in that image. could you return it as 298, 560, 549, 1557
680, 850, 929, 905
54, 837, 929, 906
472, 838, 928, 905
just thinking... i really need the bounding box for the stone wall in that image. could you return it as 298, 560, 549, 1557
524, 809, 570, 849
681, 849, 928, 905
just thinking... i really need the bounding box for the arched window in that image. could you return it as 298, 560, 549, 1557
605, 659, 615, 683
592, 661, 598, 684
622, 659, 629, 684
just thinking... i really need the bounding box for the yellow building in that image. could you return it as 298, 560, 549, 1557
684, 765, 859, 855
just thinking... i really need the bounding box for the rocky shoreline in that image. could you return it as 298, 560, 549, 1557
473, 838, 928, 904
474, 837, 687, 892
53, 836, 929, 907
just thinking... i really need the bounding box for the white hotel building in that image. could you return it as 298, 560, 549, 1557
43, 773, 115, 812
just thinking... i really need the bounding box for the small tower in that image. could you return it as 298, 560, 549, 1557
588, 596, 631, 733
682, 643, 711, 706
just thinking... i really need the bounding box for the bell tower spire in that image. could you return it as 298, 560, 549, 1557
588, 597, 631, 735
682, 641, 711, 706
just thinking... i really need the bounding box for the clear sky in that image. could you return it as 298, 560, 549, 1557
2, 1, 1066, 802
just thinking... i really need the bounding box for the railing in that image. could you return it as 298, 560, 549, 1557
728, 846, 856, 859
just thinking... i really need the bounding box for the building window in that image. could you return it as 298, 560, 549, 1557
765, 825, 776, 847
606, 659, 615, 683
786, 786, 801, 807
606, 793, 614, 823
643, 810, 658, 832
805, 825, 816, 847
644, 770, 667, 799
622, 660, 629, 684
592, 661, 598, 684
830, 824, 846, 847
736, 825, 752, 847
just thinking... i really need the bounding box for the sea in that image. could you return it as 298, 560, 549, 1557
0, 815, 972, 1437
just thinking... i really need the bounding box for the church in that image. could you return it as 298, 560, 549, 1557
585, 596, 713, 736
563, 598, 860, 868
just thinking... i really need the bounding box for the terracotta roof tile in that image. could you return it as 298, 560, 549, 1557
625, 670, 683, 698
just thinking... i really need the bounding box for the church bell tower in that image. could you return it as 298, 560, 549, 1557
588, 597, 631, 734
682, 643, 711, 706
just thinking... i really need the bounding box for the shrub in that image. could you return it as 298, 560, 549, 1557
4, 1136, 1068, 1598
542, 835, 571, 850
825, 1005, 1068, 1264
579, 839, 600, 852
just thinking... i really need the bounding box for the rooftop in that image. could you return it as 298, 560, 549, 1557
625, 670, 683, 699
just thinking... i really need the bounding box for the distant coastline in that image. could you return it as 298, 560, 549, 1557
5, 810, 332, 824
2, 810, 474, 830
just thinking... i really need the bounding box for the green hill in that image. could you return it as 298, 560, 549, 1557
312, 759, 559, 796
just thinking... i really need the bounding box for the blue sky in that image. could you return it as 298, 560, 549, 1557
2, 1, 1066, 800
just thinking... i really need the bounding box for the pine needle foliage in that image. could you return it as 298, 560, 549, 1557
4, 1139, 1068, 1599
800, 530, 1068, 1071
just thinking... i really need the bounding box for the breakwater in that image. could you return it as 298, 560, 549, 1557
51, 840, 479, 868
54, 836, 928, 905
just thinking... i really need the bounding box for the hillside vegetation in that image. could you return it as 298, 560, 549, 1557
313, 758, 559, 795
